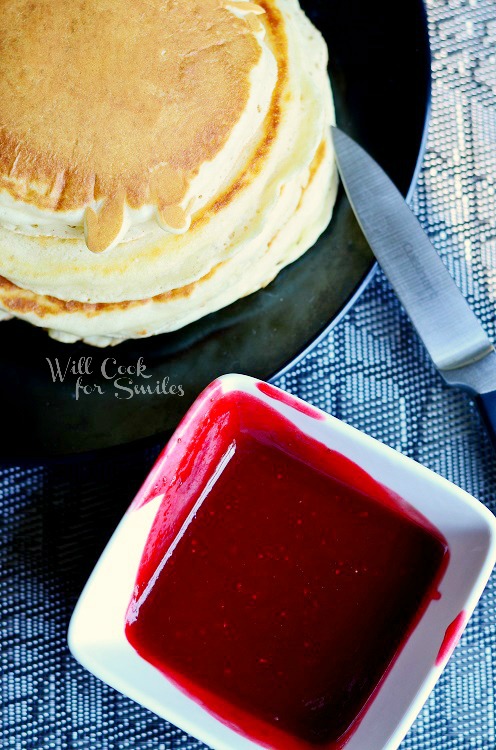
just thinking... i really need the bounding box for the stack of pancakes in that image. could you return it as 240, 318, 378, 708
0, 0, 337, 346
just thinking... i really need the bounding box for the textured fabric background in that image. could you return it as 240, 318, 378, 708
2, 0, 496, 748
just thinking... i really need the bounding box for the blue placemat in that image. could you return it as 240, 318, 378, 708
2, 0, 496, 747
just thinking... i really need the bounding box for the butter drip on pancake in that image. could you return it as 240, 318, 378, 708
0, 0, 266, 252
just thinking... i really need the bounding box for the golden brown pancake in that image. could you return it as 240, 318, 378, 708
0, 0, 338, 344
0, 0, 265, 251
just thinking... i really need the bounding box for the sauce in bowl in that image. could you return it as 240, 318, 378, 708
125, 390, 448, 749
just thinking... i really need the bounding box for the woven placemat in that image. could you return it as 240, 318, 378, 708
2, 0, 496, 747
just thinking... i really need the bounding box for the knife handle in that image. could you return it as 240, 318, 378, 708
477, 391, 496, 447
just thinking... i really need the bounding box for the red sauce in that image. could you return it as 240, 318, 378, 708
436, 611, 467, 666
125, 390, 449, 749
257, 381, 326, 420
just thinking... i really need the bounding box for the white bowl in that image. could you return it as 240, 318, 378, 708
69, 374, 496, 750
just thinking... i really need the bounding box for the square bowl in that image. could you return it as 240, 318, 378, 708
69, 374, 496, 750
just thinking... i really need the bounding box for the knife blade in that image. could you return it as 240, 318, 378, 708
331, 126, 496, 444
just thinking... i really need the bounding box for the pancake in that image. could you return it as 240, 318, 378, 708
0, 0, 338, 344
0, 0, 273, 249
0, 134, 337, 345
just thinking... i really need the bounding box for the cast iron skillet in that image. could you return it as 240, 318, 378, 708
0, 0, 431, 459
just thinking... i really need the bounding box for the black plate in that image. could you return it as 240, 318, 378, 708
0, 0, 430, 459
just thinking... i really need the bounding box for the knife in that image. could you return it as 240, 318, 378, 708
331, 126, 496, 446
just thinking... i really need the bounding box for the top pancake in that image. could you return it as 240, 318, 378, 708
0, 0, 265, 251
